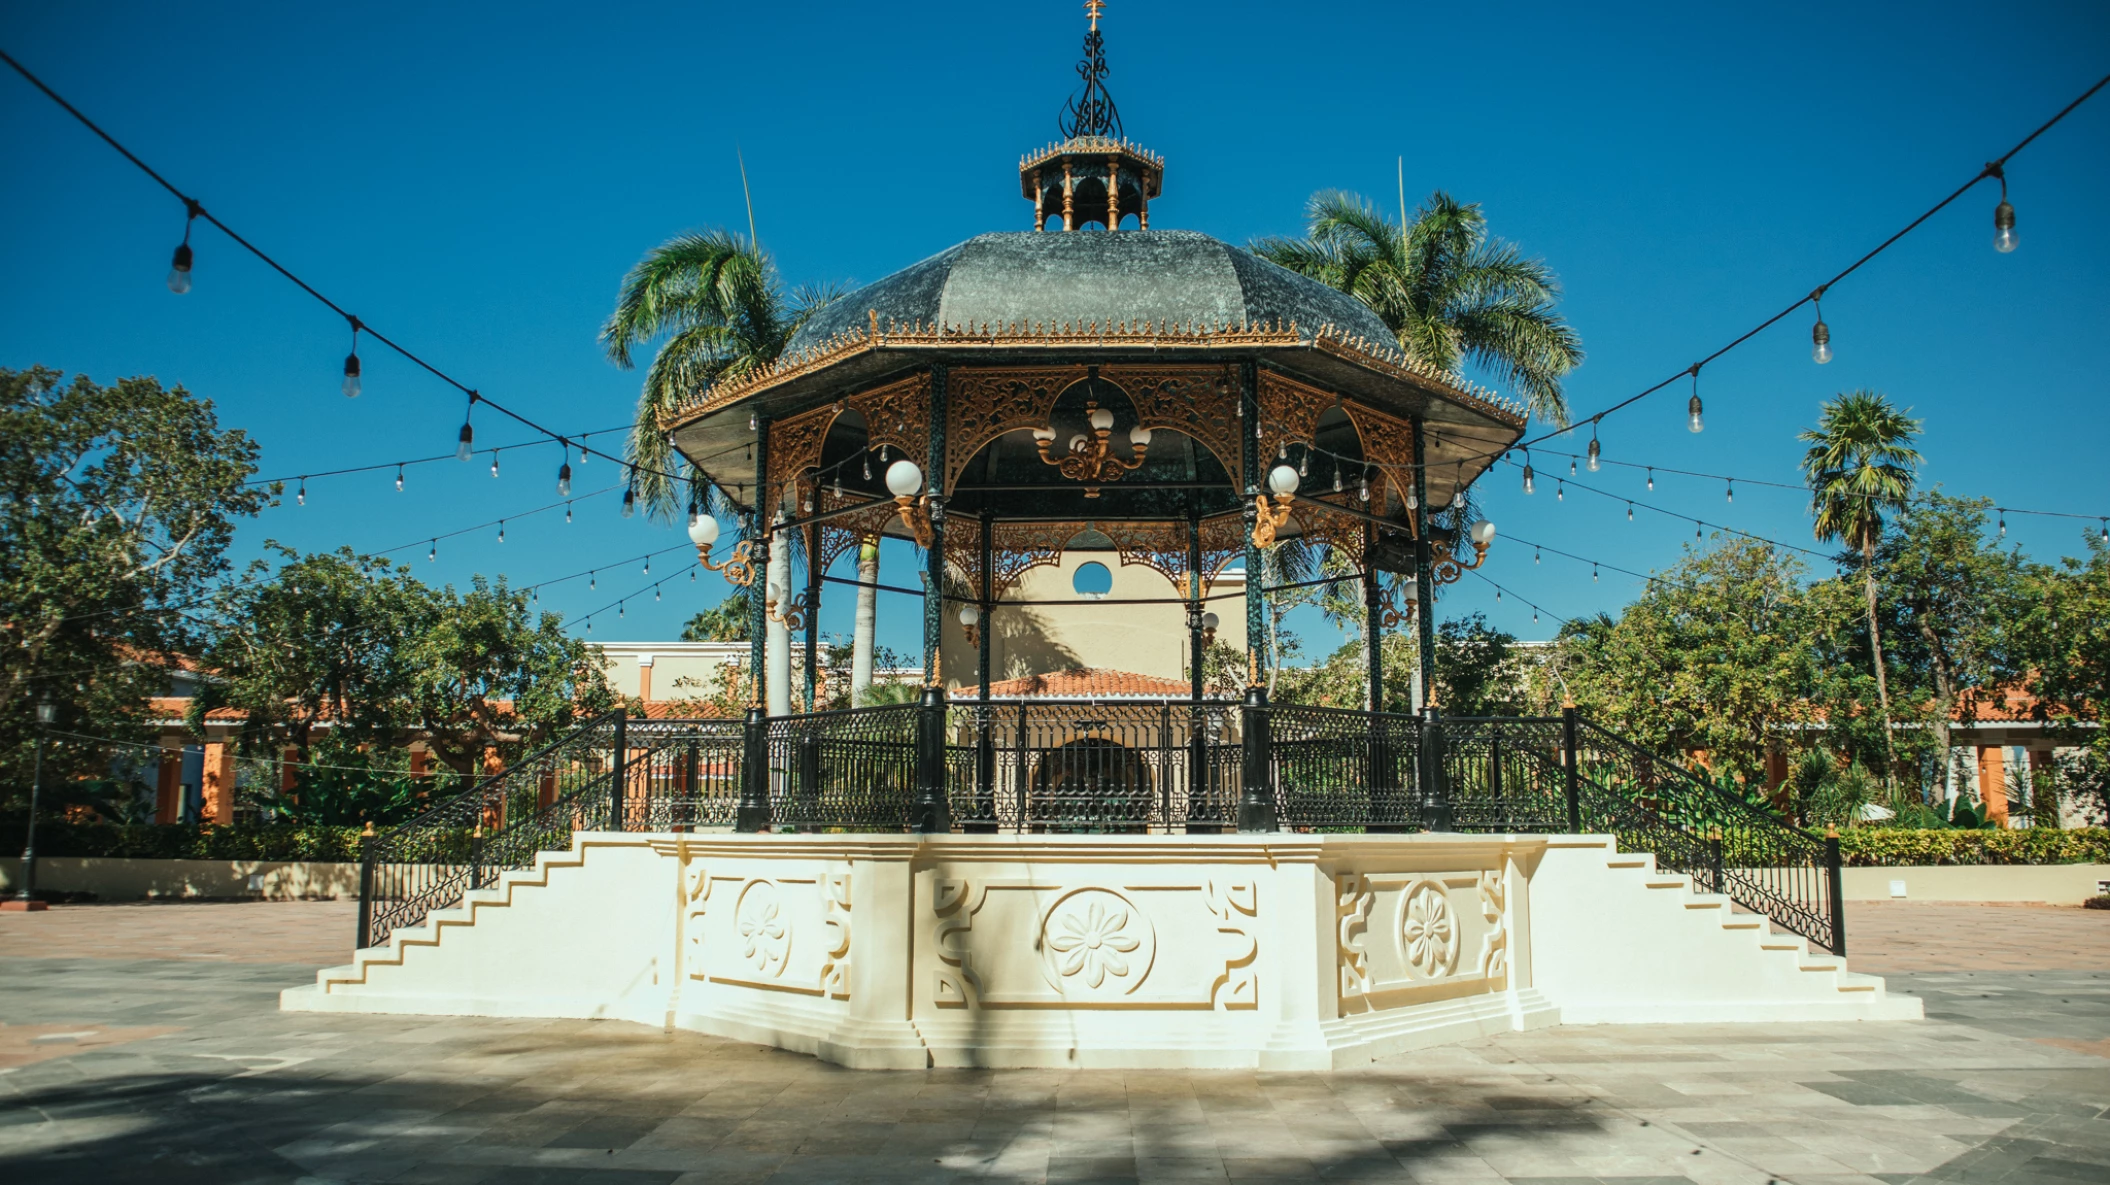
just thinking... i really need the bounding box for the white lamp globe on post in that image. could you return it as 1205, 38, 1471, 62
1129, 425, 1153, 447
687, 513, 720, 549
1469, 520, 1497, 547
1267, 464, 1300, 498
1088, 406, 1115, 432
884, 460, 924, 499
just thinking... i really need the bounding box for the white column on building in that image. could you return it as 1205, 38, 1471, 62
851, 536, 880, 707
767, 512, 793, 717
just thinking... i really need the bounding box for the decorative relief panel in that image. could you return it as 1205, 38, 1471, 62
1336, 870, 1505, 1012
765, 402, 840, 497
1343, 402, 1419, 518
944, 366, 1088, 490
1096, 365, 1241, 479
686, 868, 848, 998
931, 877, 1256, 1011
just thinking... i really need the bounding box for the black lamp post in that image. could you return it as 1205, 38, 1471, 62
11, 696, 55, 910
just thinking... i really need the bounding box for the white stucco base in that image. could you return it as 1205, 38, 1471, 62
282, 832, 1920, 1069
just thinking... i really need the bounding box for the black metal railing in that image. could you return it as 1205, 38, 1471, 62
354, 700, 1843, 956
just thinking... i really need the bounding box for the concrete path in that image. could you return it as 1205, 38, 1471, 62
1, 900, 2105, 1184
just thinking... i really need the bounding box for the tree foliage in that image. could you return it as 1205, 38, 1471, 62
1, 367, 269, 798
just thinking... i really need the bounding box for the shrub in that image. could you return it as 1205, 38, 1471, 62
2084, 895, 2110, 911
1836, 827, 2110, 867
0, 822, 365, 862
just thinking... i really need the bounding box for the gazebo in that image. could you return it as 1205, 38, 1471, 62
663, 10, 1521, 837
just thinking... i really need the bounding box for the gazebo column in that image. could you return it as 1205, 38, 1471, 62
1411, 416, 1449, 832
1236, 361, 1275, 833
1185, 508, 1220, 834
913, 364, 951, 834
1363, 520, 1382, 711
736, 416, 772, 833
966, 514, 997, 833
802, 521, 821, 710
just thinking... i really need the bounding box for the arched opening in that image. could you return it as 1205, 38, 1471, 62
1071, 561, 1113, 598
1028, 737, 1154, 832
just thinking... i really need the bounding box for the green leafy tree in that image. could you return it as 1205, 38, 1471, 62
599, 231, 842, 518
1877, 493, 2030, 799
1, 367, 270, 799
1557, 537, 1848, 783
1432, 615, 1532, 717
1251, 190, 1582, 424
1800, 391, 1922, 785
681, 590, 751, 642
2019, 531, 2110, 816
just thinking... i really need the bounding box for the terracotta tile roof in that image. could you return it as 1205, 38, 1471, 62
1952, 685, 2054, 723
952, 668, 1195, 700
640, 699, 739, 719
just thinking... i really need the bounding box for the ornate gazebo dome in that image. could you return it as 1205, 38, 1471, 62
783, 231, 1397, 358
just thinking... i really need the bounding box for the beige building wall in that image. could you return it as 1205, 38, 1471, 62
939, 553, 1246, 692
593, 641, 748, 702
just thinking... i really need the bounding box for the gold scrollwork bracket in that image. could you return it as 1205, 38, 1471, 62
896, 494, 935, 549
698, 541, 758, 588
1251, 493, 1295, 549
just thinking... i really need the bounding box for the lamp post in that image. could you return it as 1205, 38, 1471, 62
9, 696, 55, 911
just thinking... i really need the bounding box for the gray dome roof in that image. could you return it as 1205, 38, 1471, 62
786, 230, 1395, 354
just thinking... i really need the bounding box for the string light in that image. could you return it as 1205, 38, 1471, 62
619, 601, 626, 619
428, 540, 437, 563
1568, 456, 1576, 477
1358, 474, 1370, 502
489, 450, 500, 479
1556, 479, 1564, 502
1998, 512, 2006, 538
1686, 365, 1704, 433
497, 520, 506, 543
166, 200, 198, 293
1811, 291, 1832, 365
456, 399, 476, 462
1521, 452, 1536, 496
1297, 448, 1308, 478
1586, 424, 1601, 473
565, 502, 573, 524
642, 555, 651, 575
341, 318, 362, 399
590, 571, 597, 590
394, 464, 404, 492
1725, 480, 1733, 503
863, 456, 872, 480
1592, 563, 1599, 582
1646, 468, 1654, 492
655, 585, 661, 602
750, 410, 758, 431
1534, 547, 1541, 564
1332, 468, 1343, 494
557, 457, 572, 497
296, 478, 306, 506
2101, 518, 2108, 543
621, 477, 636, 519
1627, 502, 1634, 521
1990, 164, 2018, 253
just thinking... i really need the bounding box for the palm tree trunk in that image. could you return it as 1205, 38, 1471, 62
851, 536, 879, 707
767, 540, 792, 717
1861, 542, 1899, 795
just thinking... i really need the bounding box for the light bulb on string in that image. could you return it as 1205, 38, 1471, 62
456, 419, 475, 463
750, 410, 758, 431
296, 478, 306, 506
1586, 426, 1601, 472
394, 465, 404, 492
1991, 165, 2018, 253
1534, 547, 1541, 565
490, 451, 500, 479
1627, 502, 1634, 521
341, 319, 363, 399
863, 456, 872, 481
428, 541, 437, 563
531, 588, 538, 604
586, 619, 592, 635
590, 572, 596, 590
690, 569, 696, 583
1297, 448, 1307, 478
1646, 468, 1654, 493
557, 461, 572, 497
1556, 480, 1563, 502
2101, 519, 2108, 543
621, 480, 637, 519
1532, 609, 1538, 624
1686, 365, 1704, 433
166, 201, 199, 293
1997, 512, 2006, 538
879, 444, 889, 463
1725, 480, 1733, 503
643, 555, 651, 575
1568, 457, 1576, 477
1332, 468, 1343, 494
619, 602, 625, 620
1495, 588, 1501, 602
1521, 453, 1535, 496
565, 502, 573, 524
497, 521, 505, 544
1358, 475, 1370, 502
1277, 441, 1287, 461
655, 585, 661, 603
1593, 564, 1599, 583
1811, 292, 1832, 364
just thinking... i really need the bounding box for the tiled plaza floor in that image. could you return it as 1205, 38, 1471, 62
1, 902, 2106, 1184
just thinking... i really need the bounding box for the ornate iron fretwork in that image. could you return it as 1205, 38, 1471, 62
1095, 364, 1242, 479
1060, 1, 1121, 140
764, 402, 838, 500
945, 366, 1088, 489
847, 372, 932, 464
1343, 401, 1421, 514
1255, 370, 1338, 451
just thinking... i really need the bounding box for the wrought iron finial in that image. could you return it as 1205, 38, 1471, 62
1060, 1, 1122, 139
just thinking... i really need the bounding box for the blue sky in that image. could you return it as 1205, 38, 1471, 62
3, 1, 2106, 661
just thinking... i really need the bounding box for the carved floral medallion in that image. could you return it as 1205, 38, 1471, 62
1399, 879, 1459, 978
736, 879, 791, 978
1039, 888, 1155, 995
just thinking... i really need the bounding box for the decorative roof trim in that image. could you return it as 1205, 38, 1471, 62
661, 312, 1528, 432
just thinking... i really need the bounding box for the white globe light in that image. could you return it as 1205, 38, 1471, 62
884, 459, 924, 497
767, 581, 783, 602
1469, 519, 1497, 545
1267, 464, 1300, 497
1201, 611, 1220, 630
1402, 581, 1418, 603
958, 604, 980, 627
687, 514, 719, 546
1129, 425, 1153, 447
1032, 426, 1056, 442
1068, 434, 1088, 453
1088, 407, 1115, 431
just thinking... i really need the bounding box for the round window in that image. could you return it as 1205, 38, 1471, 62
1072, 561, 1113, 598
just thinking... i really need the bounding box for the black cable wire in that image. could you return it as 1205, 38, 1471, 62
245, 423, 633, 488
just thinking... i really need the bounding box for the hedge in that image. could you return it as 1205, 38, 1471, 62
0, 823, 365, 862
1836, 827, 2110, 867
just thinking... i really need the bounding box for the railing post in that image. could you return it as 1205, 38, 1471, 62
1420, 708, 1451, 832
610, 712, 629, 831
1561, 704, 1582, 834
1237, 686, 1276, 832
1014, 699, 1031, 832
1367, 713, 1403, 833
1187, 706, 1221, 834
914, 686, 952, 833
356, 821, 374, 950
796, 721, 821, 832
736, 705, 771, 832
1825, 825, 1848, 956
1708, 826, 1725, 895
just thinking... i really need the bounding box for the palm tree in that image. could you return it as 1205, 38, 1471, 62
1252, 190, 1582, 425
599, 229, 842, 518
850, 536, 881, 706
1799, 390, 1922, 789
